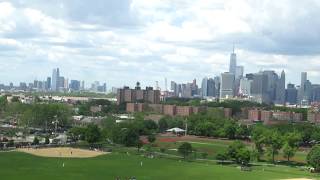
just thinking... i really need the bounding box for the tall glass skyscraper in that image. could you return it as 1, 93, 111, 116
51, 68, 60, 92
229, 46, 237, 74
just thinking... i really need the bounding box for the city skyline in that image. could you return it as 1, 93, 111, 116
1, 1, 320, 88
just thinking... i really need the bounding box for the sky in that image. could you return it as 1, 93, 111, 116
1, 0, 320, 89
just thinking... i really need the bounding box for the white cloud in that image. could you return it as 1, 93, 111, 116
0, 0, 320, 87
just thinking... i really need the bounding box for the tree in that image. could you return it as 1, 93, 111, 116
11, 96, 20, 103
137, 140, 143, 152
33, 137, 40, 145
121, 127, 140, 147
68, 127, 86, 141
178, 142, 193, 159
264, 130, 283, 163
201, 152, 208, 159
252, 125, 267, 161
216, 153, 228, 163
147, 134, 156, 144
226, 140, 246, 163
307, 145, 320, 172
223, 121, 237, 139
282, 143, 296, 162
237, 148, 251, 166
45, 136, 50, 144
158, 118, 168, 132
85, 124, 101, 144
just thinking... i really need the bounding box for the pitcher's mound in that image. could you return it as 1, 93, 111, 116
17, 147, 108, 158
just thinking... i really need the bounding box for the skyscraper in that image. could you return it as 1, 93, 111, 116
46, 77, 51, 90
251, 72, 269, 103
239, 77, 252, 96
207, 78, 215, 97
286, 83, 297, 105
275, 70, 286, 104
201, 77, 208, 97
229, 46, 237, 75
51, 68, 60, 92
201, 77, 215, 97
220, 72, 235, 99
299, 72, 307, 104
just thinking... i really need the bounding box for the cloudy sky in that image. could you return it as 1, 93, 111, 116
0, 0, 320, 89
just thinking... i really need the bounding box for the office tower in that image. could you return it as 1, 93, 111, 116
170, 81, 179, 97
52, 68, 60, 92
251, 72, 269, 103
286, 83, 297, 105
207, 78, 215, 97
311, 84, 320, 102
239, 78, 252, 96
64, 78, 69, 89
81, 81, 85, 90
181, 83, 193, 98
299, 72, 308, 104
220, 72, 235, 99
59, 76, 65, 89
19, 82, 27, 91
235, 66, 244, 79
262, 70, 278, 102
33, 80, 39, 88
191, 79, 198, 96
46, 77, 51, 90
70, 80, 81, 91
214, 76, 220, 97
201, 77, 215, 97
275, 70, 286, 104
229, 46, 237, 74
97, 83, 107, 92
201, 77, 208, 97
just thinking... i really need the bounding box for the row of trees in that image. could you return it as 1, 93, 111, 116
1, 97, 72, 130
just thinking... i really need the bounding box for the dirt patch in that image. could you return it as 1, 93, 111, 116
17, 147, 108, 158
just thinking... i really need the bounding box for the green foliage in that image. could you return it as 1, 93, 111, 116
147, 134, 156, 144
201, 152, 208, 159
11, 96, 20, 103
67, 127, 87, 141
45, 136, 50, 144
216, 153, 228, 162
307, 145, 320, 172
33, 137, 40, 145
77, 99, 123, 116
137, 140, 143, 152
158, 118, 168, 132
18, 103, 72, 129
264, 130, 283, 163
0, 95, 8, 113
282, 143, 296, 162
85, 124, 102, 144
178, 142, 193, 159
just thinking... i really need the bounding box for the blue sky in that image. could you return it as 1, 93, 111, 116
1, 0, 320, 89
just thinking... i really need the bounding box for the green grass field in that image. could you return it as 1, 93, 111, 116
0, 151, 319, 180
155, 136, 309, 163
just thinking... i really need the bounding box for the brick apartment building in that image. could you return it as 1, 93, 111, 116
248, 109, 303, 123
117, 86, 160, 105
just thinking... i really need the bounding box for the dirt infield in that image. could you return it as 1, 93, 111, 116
16, 147, 108, 158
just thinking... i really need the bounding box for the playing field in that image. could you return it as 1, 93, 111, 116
16, 147, 107, 158
0, 151, 319, 180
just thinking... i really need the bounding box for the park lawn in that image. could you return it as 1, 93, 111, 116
0, 151, 318, 180
155, 137, 308, 163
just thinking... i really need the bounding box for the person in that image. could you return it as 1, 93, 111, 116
140, 161, 143, 167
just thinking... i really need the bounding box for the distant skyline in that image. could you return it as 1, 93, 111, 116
1, 0, 320, 88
